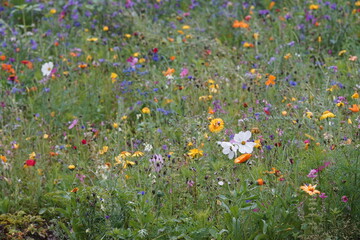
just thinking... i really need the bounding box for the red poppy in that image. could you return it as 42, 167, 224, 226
25, 159, 36, 166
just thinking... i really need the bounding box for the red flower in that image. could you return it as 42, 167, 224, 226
25, 159, 36, 166
81, 139, 87, 144
152, 48, 158, 53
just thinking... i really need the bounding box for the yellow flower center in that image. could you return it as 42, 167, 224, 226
241, 141, 246, 145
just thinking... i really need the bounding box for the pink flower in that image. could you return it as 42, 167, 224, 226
341, 196, 348, 203
307, 169, 318, 178
68, 119, 78, 129
319, 193, 328, 199
180, 68, 189, 78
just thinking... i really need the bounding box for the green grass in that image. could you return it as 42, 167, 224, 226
0, 0, 360, 239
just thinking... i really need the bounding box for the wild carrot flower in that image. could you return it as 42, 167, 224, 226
209, 118, 224, 133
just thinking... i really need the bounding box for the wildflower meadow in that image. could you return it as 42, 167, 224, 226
1, 0, 360, 239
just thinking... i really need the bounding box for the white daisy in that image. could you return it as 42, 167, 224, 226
41, 62, 54, 77
231, 131, 257, 154
217, 141, 238, 159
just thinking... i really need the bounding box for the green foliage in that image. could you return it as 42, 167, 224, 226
0, 0, 359, 239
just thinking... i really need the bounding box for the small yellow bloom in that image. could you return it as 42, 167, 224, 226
43, 134, 49, 139
209, 118, 224, 133
352, 92, 359, 99
68, 165, 76, 170
121, 115, 128, 120
253, 33, 259, 40
188, 148, 203, 158
103, 26, 109, 31
99, 146, 109, 155
320, 111, 336, 120
182, 25, 191, 29
305, 112, 313, 119
50, 8, 57, 14
87, 38, 98, 42
141, 107, 151, 114
113, 123, 119, 128
282, 111, 287, 116
338, 50, 347, 56
125, 34, 132, 38
356, 1, 360, 6
132, 151, 144, 157
309, 4, 319, 10
336, 102, 344, 107
29, 152, 36, 160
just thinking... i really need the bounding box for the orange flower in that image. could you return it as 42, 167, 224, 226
300, 184, 320, 195
234, 153, 252, 163
0, 55, 6, 61
349, 104, 359, 112
256, 178, 265, 185
170, 56, 176, 61
265, 75, 276, 86
70, 187, 79, 193
162, 67, 175, 76
233, 20, 249, 28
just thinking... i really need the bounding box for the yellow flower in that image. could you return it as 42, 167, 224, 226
352, 92, 359, 99
68, 165, 76, 170
309, 4, 319, 10
87, 38, 98, 42
121, 115, 128, 121
29, 152, 36, 159
300, 184, 320, 195
120, 151, 131, 159
103, 26, 109, 31
124, 34, 132, 38
99, 146, 109, 155
254, 139, 262, 148
320, 111, 336, 120
132, 151, 144, 157
209, 118, 224, 133
142, 107, 151, 114
182, 25, 191, 29
188, 148, 204, 158
338, 50, 346, 56
43, 134, 49, 139
111, 72, 118, 79
49, 8, 57, 14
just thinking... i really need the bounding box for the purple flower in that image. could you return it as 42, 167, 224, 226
187, 180, 195, 187
149, 154, 164, 172
319, 193, 328, 199
307, 169, 318, 178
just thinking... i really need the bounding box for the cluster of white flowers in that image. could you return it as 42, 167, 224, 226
217, 131, 256, 159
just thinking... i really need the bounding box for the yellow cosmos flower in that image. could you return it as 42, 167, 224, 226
300, 184, 320, 195
209, 118, 224, 133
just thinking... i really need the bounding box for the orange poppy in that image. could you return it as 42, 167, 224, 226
234, 153, 252, 163
256, 178, 265, 185
265, 75, 276, 86
233, 20, 249, 28
349, 104, 359, 112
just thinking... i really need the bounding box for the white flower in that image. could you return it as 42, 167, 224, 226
41, 62, 54, 76
217, 141, 238, 159
231, 131, 256, 154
